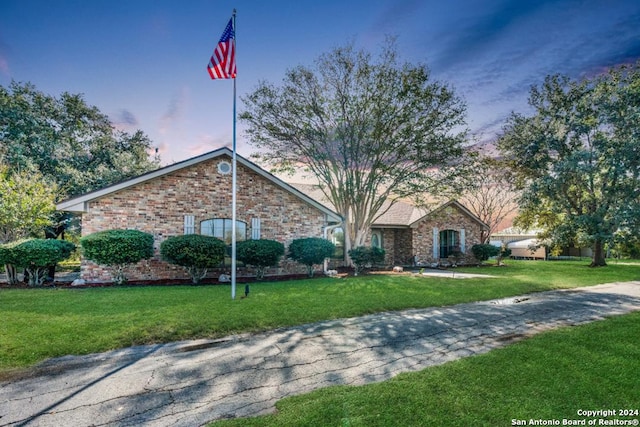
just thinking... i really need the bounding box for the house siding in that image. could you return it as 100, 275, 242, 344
80, 155, 330, 282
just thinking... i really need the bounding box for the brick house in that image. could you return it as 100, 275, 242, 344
56, 147, 342, 282
371, 199, 489, 266
57, 147, 488, 282
292, 184, 489, 267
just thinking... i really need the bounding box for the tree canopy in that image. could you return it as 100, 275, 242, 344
497, 62, 640, 266
0, 166, 56, 244
0, 81, 160, 199
241, 40, 470, 258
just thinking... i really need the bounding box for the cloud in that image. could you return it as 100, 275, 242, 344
430, 0, 560, 72
111, 109, 139, 130
159, 87, 189, 135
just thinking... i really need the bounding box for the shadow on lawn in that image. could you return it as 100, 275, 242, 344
5, 287, 640, 426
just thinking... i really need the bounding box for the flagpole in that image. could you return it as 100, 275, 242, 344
231, 9, 237, 300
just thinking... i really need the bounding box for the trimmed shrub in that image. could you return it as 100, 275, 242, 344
288, 237, 336, 277
0, 239, 75, 286
471, 243, 501, 262
160, 234, 227, 284
348, 246, 386, 276
81, 229, 154, 284
236, 239, 285, 280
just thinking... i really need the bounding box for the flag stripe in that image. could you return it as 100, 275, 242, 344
207, 17, 236, 79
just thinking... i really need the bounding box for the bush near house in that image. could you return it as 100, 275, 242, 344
236, 239, 285, 280
80, 229, 154, 285
160, 234, 227, 284
288, 237, 336, 277
0, 239, 75, 286
471, 243, 501, 262
348, 246, 385, 276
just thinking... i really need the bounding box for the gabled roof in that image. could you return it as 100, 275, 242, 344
408, 200, 490, 229
56, 147, 342, 222
288, 183, 488, 229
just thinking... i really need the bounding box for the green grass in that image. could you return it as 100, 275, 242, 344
211, 311, 640, 426
1, 260, 638, 375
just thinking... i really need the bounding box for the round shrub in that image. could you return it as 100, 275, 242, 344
160, 234, 227, 284
471, 243, 501, 262
1, 239, 75, 286
288, 237, 336, 277
348, 246, 386, 276
236, 239, 285, 280
81, 229, 154, 284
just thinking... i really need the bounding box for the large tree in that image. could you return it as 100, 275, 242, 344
0, 81, 160, 199
497, 63, 640, 266
241, 40, 470, 257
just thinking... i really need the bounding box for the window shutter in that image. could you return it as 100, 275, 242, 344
432, 227, 439, 259
460, 229, 466, 253
251, 218, 261, 240
184, 215, 195, 234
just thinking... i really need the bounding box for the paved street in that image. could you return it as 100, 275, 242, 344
1, 282, 639, 427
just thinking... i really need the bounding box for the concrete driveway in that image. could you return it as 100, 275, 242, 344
1, 281, 640, 427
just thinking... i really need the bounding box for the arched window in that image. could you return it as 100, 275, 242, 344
201, 218, 247, 244
371, 230, 382, 249
439, 229, 460, 258
330, 227, 344, 259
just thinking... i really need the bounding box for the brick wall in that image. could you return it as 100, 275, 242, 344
412, 204, 484, 265
80, 155, 332, 282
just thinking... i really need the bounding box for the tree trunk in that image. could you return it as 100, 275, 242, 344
590, 240, 607, 267
4, 264, 19, 285
343, 219, 353, 267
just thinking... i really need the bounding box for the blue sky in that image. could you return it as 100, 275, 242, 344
2, 0, 640, 164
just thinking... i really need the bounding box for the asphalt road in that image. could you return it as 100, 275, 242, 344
1, 281, 639, 427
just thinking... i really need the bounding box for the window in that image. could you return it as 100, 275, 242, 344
331, 227, 344, 259
251, 218, 261, 240
184, 215, 195, 234
217, 161, 232, 175
439, 229, 460, 258
371, 230, 382, 249
200, 218, 247, 244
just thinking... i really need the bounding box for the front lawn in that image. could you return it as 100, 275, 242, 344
1, 260, 638, 376
211, 311, 640, 426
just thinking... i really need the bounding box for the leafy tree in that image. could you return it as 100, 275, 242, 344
460, 156, 519, 243
348, 246, 385, 276
0, 81, 160, 199
0, 166, 56, 243
498, 63, 640, 267
236, 239, 285, 280
0, 239, 75, 286
611, 229, 640, 259
80, 229, 154, 284
241, 40, 470, 261
0, 166, 57, 284
160, 234, 227, 284
288, 237, 336, 277
1, 81, 160, 278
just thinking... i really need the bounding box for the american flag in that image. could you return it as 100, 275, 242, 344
207, 17, 236, 79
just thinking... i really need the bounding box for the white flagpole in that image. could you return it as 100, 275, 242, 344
231, 9, 237, 300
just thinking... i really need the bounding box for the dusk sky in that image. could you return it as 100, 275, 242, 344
2, 0, 640, 165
